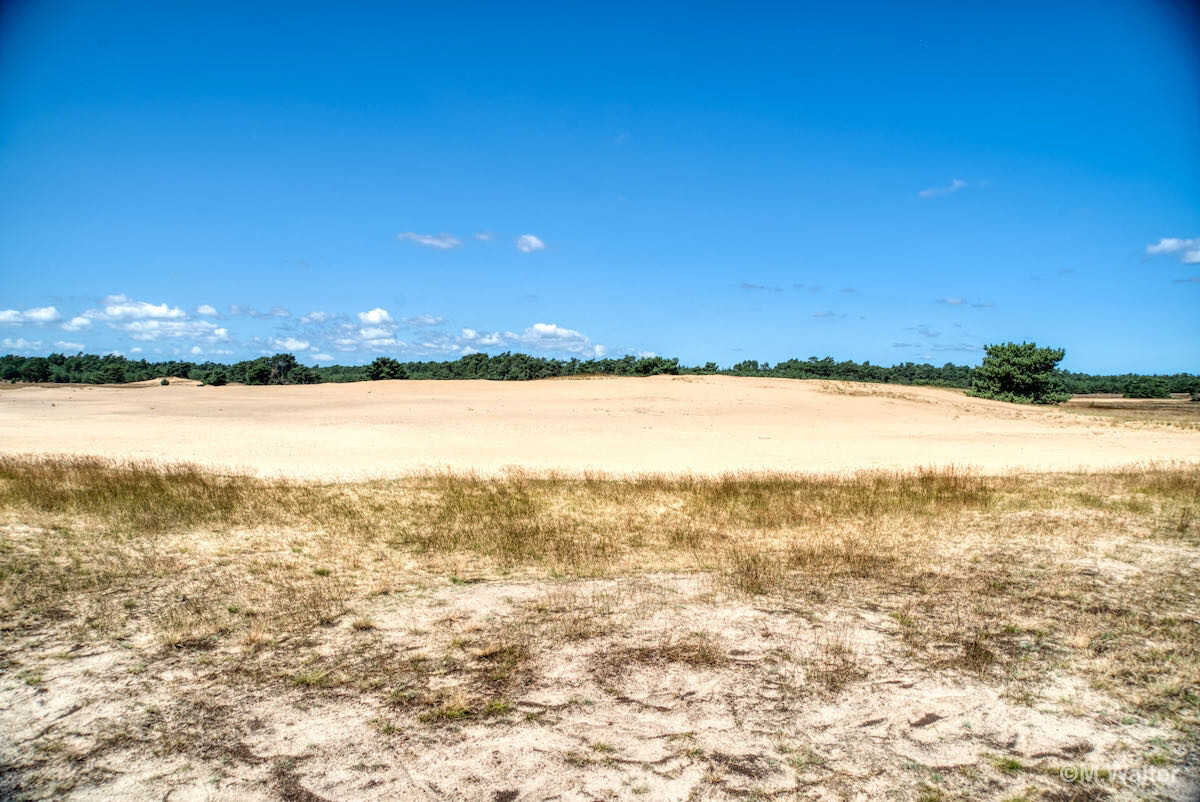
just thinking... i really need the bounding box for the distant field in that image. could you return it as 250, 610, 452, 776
1, 376, 1197, 477
1063, 393, 1200, 427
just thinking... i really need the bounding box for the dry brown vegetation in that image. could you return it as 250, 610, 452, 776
1062, 395, 1200, 429
1, 456, 1199, 800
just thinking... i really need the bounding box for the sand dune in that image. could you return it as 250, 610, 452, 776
1, 375, 1196, 477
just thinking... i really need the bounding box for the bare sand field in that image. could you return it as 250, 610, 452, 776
2, 378, 1199, 801
0, 376, 1196, 476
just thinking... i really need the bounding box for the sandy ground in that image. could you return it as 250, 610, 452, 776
4, 572, 1197, 801
1, 376, 1197, 477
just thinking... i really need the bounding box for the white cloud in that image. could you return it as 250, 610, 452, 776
300, 311, 331, 324
196, 304, 218, 316
304, 310, 606, 360
61, 294, 237, 349
918, 178, 985, 199
397, 232, 462, 249
1146, 237, 1195, 254
0, 306, 62, 325
526, 322, 577, 339
328, 312, 407, 351
403, 314, 445, 326
187, 345, 233, 356
119, 319, 231, 343
2, 337, 42, 351
229, 305, 289, 318
270, 337, 310, 351
53, 341, 84, 351
516, 234, 546, 253
358, 308, 393, 325
474, 232, 492, 241
461, 321, 602, 356
460, 327, 503, 346
23, 306, 61, 323
87, 295, 187, 321
1146, 237, 1200, 263
311, 353, 333, 362
362, 337, 403, 348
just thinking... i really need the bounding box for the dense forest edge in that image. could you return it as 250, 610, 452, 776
2, 350, 1197, 396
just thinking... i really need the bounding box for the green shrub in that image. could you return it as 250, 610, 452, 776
967, 342, 1070, 405
366, 357, 408, 381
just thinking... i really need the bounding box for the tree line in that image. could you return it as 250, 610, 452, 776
1, 349, 1197, 397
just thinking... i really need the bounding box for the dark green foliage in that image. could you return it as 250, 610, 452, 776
1055, 371, 1198, 395
631, 356, 679, 376
0, 349, 1194, 396
97, 360, 126, 384
1123, 377, 1170, 399
19, 357, 52, 383
366, 357, 408, 380
967, 342, 1071, 405
732, 359, 761, 374
289, 365, 320, 384
244, 363, 271, 385
160, 378, 169, 386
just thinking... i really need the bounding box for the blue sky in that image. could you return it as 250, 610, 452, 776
1, 1, 1197, 373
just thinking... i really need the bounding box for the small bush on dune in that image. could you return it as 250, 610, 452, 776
967, 342, 1070, 405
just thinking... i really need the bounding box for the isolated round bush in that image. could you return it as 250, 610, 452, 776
967, 342, 1070, 405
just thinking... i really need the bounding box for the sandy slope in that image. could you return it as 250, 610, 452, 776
0, 375, 1196, 477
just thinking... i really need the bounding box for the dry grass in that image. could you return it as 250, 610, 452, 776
1062, 394, 1200, 428
1, 455, 1199, 798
